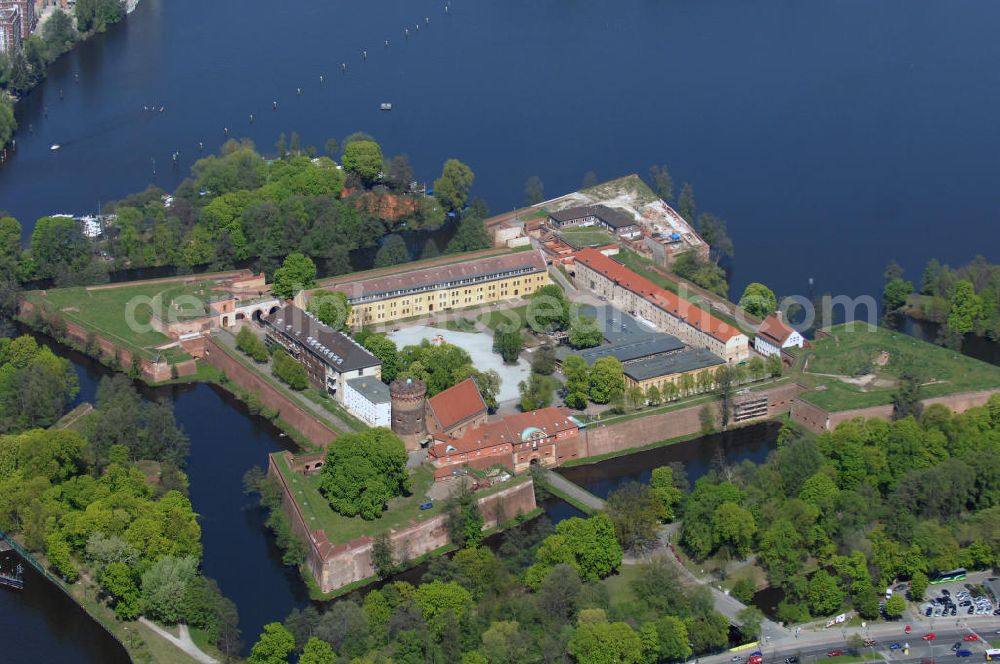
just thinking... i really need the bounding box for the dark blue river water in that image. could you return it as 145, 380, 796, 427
3, 0, 999, 300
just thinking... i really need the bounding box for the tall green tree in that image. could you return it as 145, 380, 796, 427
648, 165, 674, 201
341, 140, 384, 184
562, 355, 590, 409
678, 183, 696, 224
493, 328, 524, 363
434, 159, 475, 212
739, 283, 777, 319
523, 176, 545, 205
947, 279, 980, 334
374, 234, 409, 268
248, 622, 296, 664
318, 428, 409, 519
271, 252, 317, 299
589, 357, 624, 404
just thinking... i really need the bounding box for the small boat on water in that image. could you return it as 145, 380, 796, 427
380, 102, 392, 111
50, 144, 61, 151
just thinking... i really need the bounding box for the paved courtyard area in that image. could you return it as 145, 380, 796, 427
387, 325, 530, 402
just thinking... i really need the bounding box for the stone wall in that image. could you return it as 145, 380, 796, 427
790, 387, 1000, 434
203, 337, 338, 447
582, 382, 806, 458
269, 452, 537, 594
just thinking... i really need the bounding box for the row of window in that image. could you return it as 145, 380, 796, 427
349, 267, 543, 304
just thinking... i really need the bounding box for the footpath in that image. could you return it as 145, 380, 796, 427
139, 618, 217, 664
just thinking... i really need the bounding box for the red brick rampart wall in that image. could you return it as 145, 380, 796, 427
582, 382, 806, 458
203, 337, 338, 447
790, 387, 1000, 434
269, 452, 537, 594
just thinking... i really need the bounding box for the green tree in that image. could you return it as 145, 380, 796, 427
359, 334, 401, 382
649, 466, 683, 521
99, 561, 141, 619
140, 555, 198, 624
445, 212, 491, 253
518, 372, 557, 411
271, 349, 309, 390
248, 622, 296, 664
493, 328, 524, 363
569, 315, 604, 349
524, 176, 545, 205
434, 159, 475, 212
318, 428, 409, 519
736, 606, 765, 641
678, 183, 696, 224
883, 277, 914, 313
711, 502, 756, 558
648, 165, 674, 201
271, 252, 316, 299
413, 580, 473, 635
342, 140, 384, 184
697, 213, 734, 264
30, 215, 91, 281
884, 592, 905, 618
528, 513, 622, 584
563, 355, 590, 409
374, 234, 410, 268
891, 372, 923, 421
445, 484, 484, 548
739, 283, 778, 318
531, 343, 557, 375
908, 570, 928, 601
589, 357, 624, 404
605, 481, 661, 552
372, 532, 395, 578
947, 279, 980, 335
568, 620, 644, 664
807, 569, 844, 616
526, 284, 569, 333
0, 97, 17, 149
236, 326, 269, 362
307, 290, 352, 330
299, 637, 337, 664
654, 615, 691, 662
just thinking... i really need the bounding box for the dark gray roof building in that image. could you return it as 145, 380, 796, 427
549, 205, 638, 230
265, 304, 380, 374
623, 347, 724, 382
579, 334, 685, 365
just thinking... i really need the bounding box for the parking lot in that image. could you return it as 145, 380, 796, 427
919, 579, 1000, 619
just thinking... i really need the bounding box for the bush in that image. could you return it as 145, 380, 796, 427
236, 327, 269, 363
272, 349, 309, 390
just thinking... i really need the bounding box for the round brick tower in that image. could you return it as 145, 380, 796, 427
390, 377, 427, 449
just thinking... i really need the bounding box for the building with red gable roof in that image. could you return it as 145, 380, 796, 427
572, 248, 749, 363
427, 406, 583, 478
425, 377, 489, 439
754, 312, 803, 358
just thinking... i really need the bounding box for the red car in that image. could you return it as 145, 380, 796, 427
827, 651, 844, 657
904, 625, 912, 635
963, 635, 979, 642
922, 634, 936, 641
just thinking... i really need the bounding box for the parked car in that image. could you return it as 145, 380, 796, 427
963, 635, 979, 642
905, 626, 912, 635
956, 651, 972, 658
419, 500, 433, 510
923, 634, 937, 641
827, 651, 843, 657
952, 643, 962, 651
890, 643, 903, 650
784, 657, 798, 664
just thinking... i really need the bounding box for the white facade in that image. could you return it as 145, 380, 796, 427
754, 328, 803, 358
344, 378, 392, 427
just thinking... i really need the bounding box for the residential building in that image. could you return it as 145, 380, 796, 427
0, 6, 20, 54
2, 0, 33, 41
344, 377, 391, 428
329, 250, 551, 327
428, 406, 583, 477
572, 248, 750, 363
264, 304, 382, 401
753, 313, 803, 358
548, 205, 641, 239
425, 377, 488, 438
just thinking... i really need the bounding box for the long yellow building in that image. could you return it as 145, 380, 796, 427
330, 250, 551, 327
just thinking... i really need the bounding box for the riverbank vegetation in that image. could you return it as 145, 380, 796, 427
0, 333, 79, 433
0, 371, 242, 660
247, 499, 743, 664
885, 256, 1000, 347
678, 400, 1000, 624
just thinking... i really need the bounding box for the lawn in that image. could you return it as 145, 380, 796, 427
558, 226, 617, 249
601, 563, 643, 607
796, 323, 1000, 411
478, 303, 531, 331
24, 280, 225, 359
275, 455, 445, 545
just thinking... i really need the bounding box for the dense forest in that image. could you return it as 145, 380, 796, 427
0, 371, 243, 659
680, 399, 1000, 624
0, 135, 491, 300
883, 256, 1000, 346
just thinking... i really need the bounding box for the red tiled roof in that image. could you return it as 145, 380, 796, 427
429, 406, 579, 458
757, 314, 795, 346
573, 248, 742, 343
426, 378, 487, 432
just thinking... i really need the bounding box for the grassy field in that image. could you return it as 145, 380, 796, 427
478, 303, 531, 331
558, 226, 617, 249
796, 323, 1000, 411
24, 280, 226, 359
275, 455, 443, 544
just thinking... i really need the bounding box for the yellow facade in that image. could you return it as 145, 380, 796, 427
348, 272, 551, 326
625, 363, 720, 394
